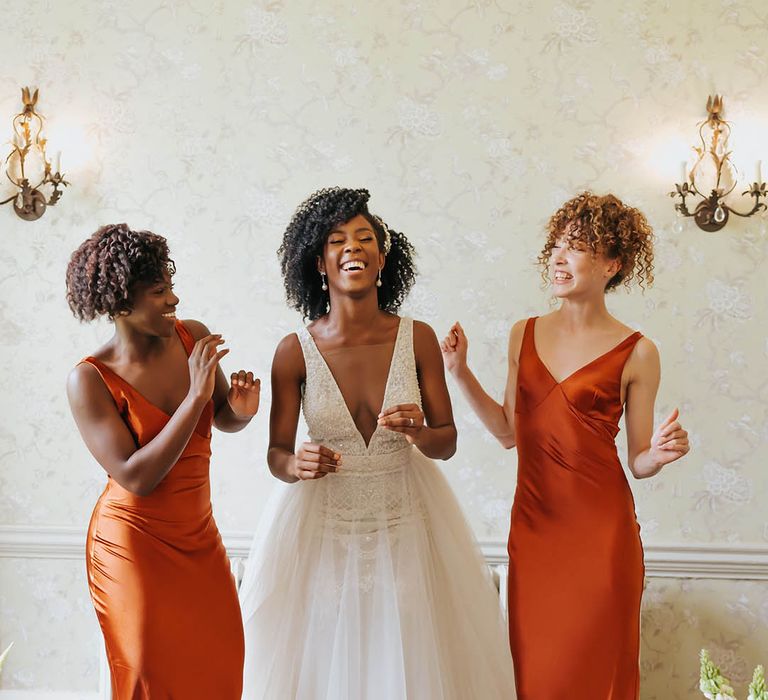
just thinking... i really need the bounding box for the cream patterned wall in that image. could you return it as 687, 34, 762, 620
0, 0, 766, 697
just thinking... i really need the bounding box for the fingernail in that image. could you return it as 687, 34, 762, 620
334, 454, 340, 460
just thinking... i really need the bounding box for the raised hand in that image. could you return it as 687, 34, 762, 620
440, 322, 468, 375
188, 334, 229, 403
378, 403, 425, 445
292, 443, 341, 480
227, 370, 261, 418
649, 408, 690, 468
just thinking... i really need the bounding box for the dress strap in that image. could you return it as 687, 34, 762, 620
175, 320, 195, 355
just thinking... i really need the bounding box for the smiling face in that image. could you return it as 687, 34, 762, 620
549, 224, 621, 299
118, 273, 180, 338
317, 213, 385, 298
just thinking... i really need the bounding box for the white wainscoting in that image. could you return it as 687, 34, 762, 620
1, 525, 768, 579
1, 524, 767, 699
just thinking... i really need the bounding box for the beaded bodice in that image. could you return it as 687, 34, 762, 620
297, 317, 421, 459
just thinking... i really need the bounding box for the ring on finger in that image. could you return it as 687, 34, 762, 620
409, 417, 415, 426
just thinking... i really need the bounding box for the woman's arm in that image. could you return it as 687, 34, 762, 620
267, 334, 341, 483
183, 319, 260, 433
624, 338, 690, 479
379, 321, 457, 460
440, 320, 523, 449
67, 335, 227, 496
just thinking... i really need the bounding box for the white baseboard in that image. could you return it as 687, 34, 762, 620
1, 524, 767, 580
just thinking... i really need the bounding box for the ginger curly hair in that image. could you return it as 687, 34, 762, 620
538, 192, 654, 291
66, 223, 176, 321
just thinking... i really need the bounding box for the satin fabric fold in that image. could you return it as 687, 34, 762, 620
509, 317, 644, 700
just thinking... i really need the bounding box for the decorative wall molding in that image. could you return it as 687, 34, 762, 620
1, 524, 767, 580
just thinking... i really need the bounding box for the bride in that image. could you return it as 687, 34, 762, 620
239, 187, 515, 699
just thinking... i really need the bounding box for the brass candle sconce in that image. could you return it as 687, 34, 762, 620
1, 87, 68, 221
669, 96, 765, 232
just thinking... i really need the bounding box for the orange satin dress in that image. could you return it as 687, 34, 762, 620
81, 321, 244, 699
509, 317, 645, 700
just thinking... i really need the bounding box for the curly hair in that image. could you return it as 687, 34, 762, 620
538, 192, 655, 291
278, 187, 417, 321
66, 223, 176, 321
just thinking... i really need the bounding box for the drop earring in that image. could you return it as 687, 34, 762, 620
320, 272, 328, 291
376, 268, 382, 288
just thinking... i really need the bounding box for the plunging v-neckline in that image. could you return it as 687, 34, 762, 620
531, 316, 641, 386
304, 318, 403, 450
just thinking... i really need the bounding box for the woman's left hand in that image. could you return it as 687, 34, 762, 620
649, 408, 690, 468
227, 370, 261, 418
378, 403, 425, 444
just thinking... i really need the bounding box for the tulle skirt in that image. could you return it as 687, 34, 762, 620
239, 446, 516, 699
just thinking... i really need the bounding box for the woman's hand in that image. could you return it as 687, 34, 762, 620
227, 370, 261, 418
440, 322, 468, 375
188, 334, 228, 404
291, 443, 341, 480
378, 403, 425, 445
648, 408, 690, 469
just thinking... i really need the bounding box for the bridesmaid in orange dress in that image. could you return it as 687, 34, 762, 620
65, 224, 260, 699
442, 193, 690, 699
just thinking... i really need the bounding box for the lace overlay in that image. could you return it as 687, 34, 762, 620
297, 318, 425, 538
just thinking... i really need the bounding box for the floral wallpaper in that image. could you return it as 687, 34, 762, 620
0, 0, 766, 696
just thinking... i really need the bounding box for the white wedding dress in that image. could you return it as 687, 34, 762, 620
239, 317, 516, 699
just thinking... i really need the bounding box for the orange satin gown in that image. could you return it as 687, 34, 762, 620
81, 321, 244, 699
509, 317, 645, 700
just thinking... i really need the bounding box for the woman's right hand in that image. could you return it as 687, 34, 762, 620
440, 322, 468, 375
188, 334, 229, 403
291, 443, 342, 480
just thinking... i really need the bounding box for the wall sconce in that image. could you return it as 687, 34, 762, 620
1, 87, 68, 221
669, 95, 766, 232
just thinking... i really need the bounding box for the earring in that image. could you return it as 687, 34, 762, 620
320, 272, 328, 291
376, 268, 382, 288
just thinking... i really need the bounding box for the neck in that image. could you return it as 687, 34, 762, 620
323, 290, 383, 335
111, 320, 169, 362
555, 293, 611, 330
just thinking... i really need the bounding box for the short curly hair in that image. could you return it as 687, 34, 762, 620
66, 223, 176, 321
278, 187, 417, 321
538, 192, 654, 291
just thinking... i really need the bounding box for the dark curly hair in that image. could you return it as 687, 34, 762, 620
278, 187, 417, 321
66, 223, 176, 321
538, 192, 655, 291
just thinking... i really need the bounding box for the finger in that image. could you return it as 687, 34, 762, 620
297, 459, 338, 473
192, 334, 221, 357
301, 443, 342, 461
660, 422, 682, 438
298, 469, 328, 480
205, 348, 229, 369
659, 429, 685, 444
661, 408, 680, 428
379, 403, 418, 418
201, 338, 226, 362
251, 377, 261, 393
236, 369, 247, 386
383, 425, 420, 435
230, 372, 239, 387
379, 416, 422, 428
245, 371, 254, 387
298, 449, 341, 466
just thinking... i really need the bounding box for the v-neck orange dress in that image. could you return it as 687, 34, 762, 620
509, 317, 644, 700
81, 321, 243, 699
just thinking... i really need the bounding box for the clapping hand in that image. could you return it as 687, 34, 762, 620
227, 370, 261, 418
440, 322, 468, 375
